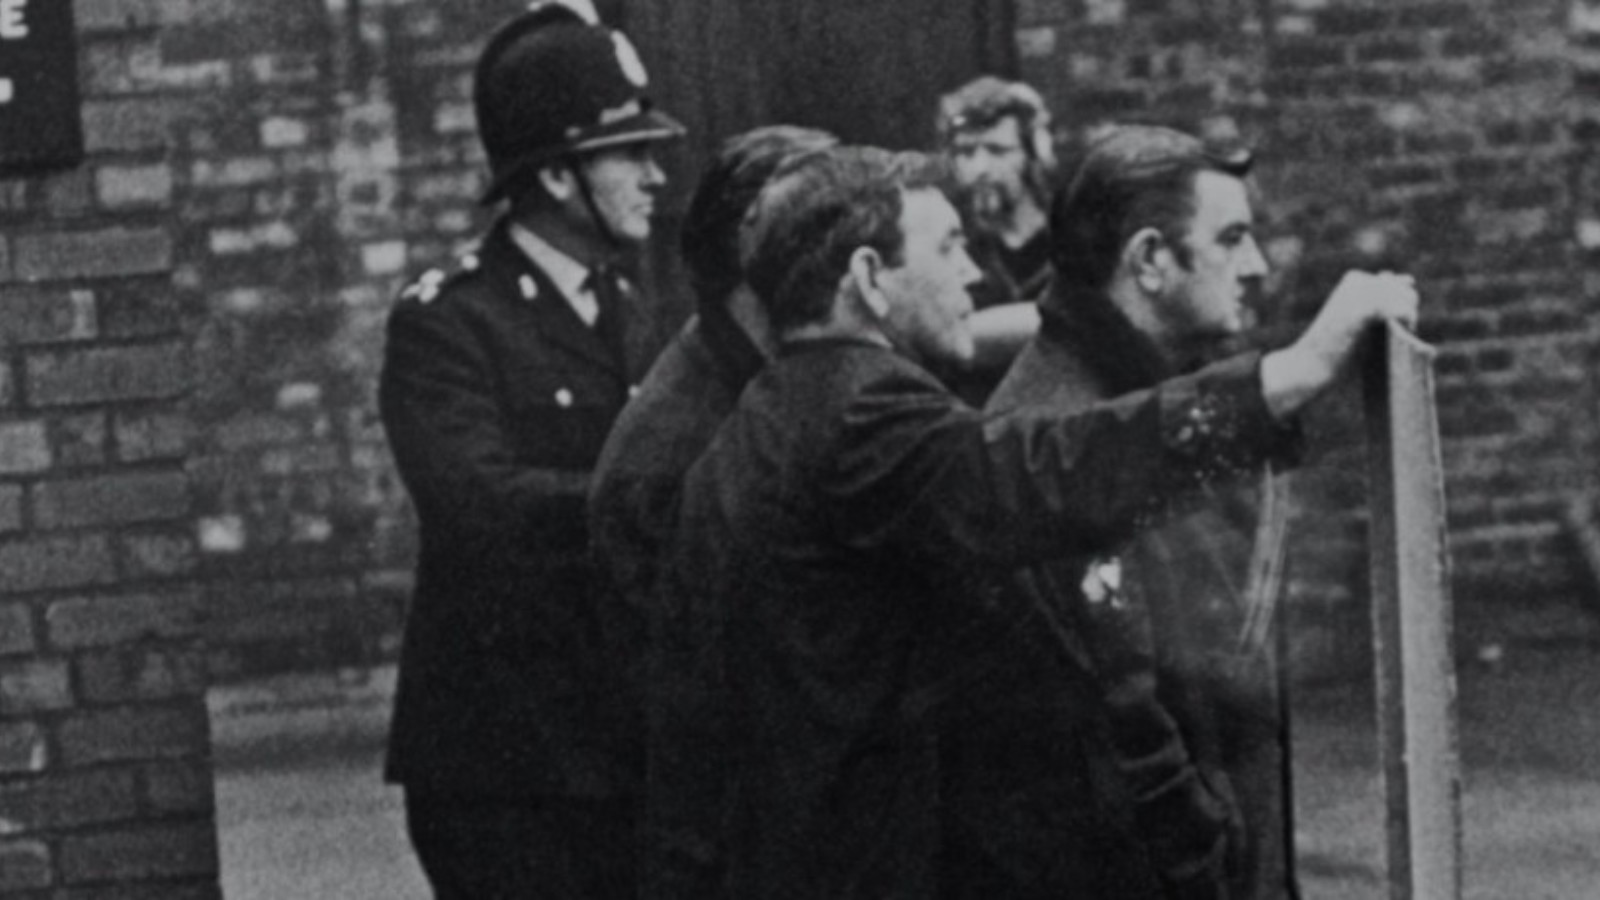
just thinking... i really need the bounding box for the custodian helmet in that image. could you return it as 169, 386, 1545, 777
473, 2, 686, 204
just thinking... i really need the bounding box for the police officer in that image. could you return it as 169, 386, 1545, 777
377, 4, 684, 896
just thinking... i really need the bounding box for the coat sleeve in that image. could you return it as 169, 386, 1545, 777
827, 350, 1299, 573
378, 296, 590, 549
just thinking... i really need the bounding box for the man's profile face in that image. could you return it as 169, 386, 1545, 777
948, 116, 1031, 226
875, 188, 983, 367
1162, 169, 1269, 341
576, 143, 667, 243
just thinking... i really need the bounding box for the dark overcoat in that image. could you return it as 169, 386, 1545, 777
663, 337, 1297, 899
585, 310, 766, 900
378, 219, 662, 800
989, 285, 1300, 900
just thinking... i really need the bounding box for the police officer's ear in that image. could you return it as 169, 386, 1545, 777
1124, 227, 1172, 295
846, 246, 893, 320
536, 163, 581, 204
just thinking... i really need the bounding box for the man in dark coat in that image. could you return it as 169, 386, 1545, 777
989, 124, 1385, 899
584, 124, 837, 897
588, 124, 838, 680
658, 145, 1415, 898
376, 5, 683, 897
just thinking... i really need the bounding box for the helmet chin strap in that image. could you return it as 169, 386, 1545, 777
566, 157, 624, 255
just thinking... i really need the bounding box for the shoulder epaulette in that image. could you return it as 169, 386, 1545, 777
398, 250, 485, 305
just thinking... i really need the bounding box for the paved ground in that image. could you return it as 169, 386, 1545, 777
209, 644, 1600, 899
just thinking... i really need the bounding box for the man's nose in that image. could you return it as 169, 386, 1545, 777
957, 247, 983, 287
1240, 235, 1269, 279
641, 156, 666, 188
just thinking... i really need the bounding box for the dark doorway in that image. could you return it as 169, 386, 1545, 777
617, 0, 1017, 322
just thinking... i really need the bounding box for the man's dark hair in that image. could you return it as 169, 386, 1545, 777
681, 125, 838, 314
1051, 124, 1253, 292
743, 146, 949, 334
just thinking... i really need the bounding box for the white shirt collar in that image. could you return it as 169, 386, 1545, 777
507, 222, 600, 326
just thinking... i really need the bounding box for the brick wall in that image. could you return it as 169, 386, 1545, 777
174, 0, 524, 679
1016, 0, 1600, 674
0, 1, 219, 896
40, 0, 1595, 696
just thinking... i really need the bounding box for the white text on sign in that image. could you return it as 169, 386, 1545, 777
0, 0, 28, 40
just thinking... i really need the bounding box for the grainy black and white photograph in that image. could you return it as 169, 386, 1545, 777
1, 0, 1597, 897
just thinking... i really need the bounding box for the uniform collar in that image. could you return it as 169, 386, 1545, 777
507, 221, 593, 307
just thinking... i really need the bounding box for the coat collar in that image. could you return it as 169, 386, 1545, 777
696, 304, 766, 393
1038, 280, 1174, 395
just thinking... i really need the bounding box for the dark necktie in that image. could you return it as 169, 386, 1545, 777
585, 264, 629, 367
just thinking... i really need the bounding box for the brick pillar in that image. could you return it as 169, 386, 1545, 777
0, 3, 219, 898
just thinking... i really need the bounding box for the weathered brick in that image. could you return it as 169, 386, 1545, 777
12, 227, 174, 281
80, 98, 174, 154
115, 410, 193, 463
142, 760, 215, 816
1357, 36, 1427, 64
0, 602, 35, 656
57, 706, 210, 767
1016, 0, 1073, 26
0, 285, 99, 345
1394, 2, 1468, 30
1015, 25, 1059, 60
189, 157, 279, 189
0, 721, 49, 775
0, 535, 117, 593
1273, 37, 1348, 69
0, 839, 51, 891
120, 530, 199, 580
0, 419, 52, 474
33, 471, 191, 529
0, 769, 139, 835
0, 658, 74, 714
1315, 6, 1392, 37
46, 589, 203, 650
78, 646, 208, 705
0, 483, 24, 534
52, 412, 110, 469
26, 342, 189, 407
98, 283, 187, 340
97, 163, 177, 209
261, 115, 312, 149
59, 822, 218, 884
45, 169, 98, 218
205, 577, 359, 644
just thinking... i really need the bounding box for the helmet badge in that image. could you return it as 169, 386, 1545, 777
612, 32, 650, 88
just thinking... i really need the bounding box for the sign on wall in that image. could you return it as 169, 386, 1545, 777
0, 0, 84, 173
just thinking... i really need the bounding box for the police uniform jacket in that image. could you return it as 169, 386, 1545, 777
379, 218, 662, 800
989, 281, 1300, 900
663, 336, 1298, 899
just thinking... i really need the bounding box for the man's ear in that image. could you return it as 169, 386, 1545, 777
536, 163, 578, 203
846, 246, 892, 320
1123, 227, 1169, 295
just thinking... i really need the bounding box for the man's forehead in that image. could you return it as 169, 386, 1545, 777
950, 116, 1023, 146
1190, 169, 1254, 225
901, 187, 961, 231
